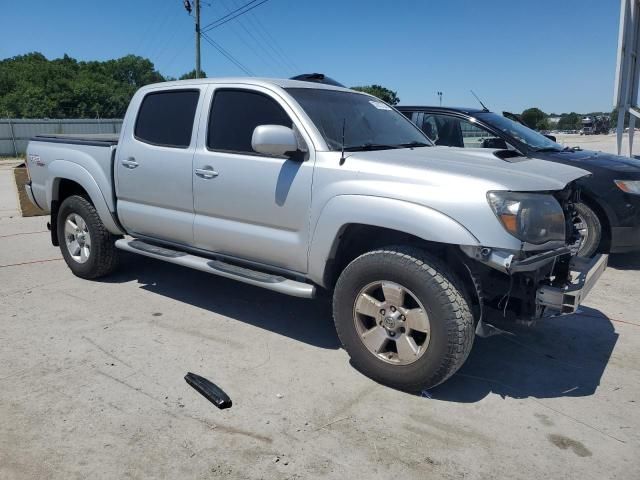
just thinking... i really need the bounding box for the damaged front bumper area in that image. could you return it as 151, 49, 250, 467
460, 245, 608, 321
536, 253, 608, 315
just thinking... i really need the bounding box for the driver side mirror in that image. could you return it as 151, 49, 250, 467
544, 134, 556, 142
252, 125, 302, 158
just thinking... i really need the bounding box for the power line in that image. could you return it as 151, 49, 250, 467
201, 0, 270, 33
141, 1, 177, 60
194, 0, 295, 78
201, 0, 262, 30
152, 4, 186, 66
217, 0, 287, 76
230, 0, 299, 73
254, 19, 300, 72
201, 32, 254, 75
202, 0, 258, 27
214, 0, 298, 75
164, 35, 193, 73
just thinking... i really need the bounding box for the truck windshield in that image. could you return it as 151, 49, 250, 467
286, 88, 432, 151
476, 112, 563, 152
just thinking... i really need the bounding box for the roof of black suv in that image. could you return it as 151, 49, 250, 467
397, 106, 488, 115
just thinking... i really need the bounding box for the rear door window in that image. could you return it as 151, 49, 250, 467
421, 115, 440, 142
421, 113, 505, 149
459, 119, 494, 148
422, 114, 464, 147
134, 90, 200, 148
401, 110, 416, 121
207, 89, 292, 154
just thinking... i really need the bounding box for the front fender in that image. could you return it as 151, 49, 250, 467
307, 195, 480, 286
48, 160, 124, 235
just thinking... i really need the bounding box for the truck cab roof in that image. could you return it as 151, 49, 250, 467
142, 77, 353, 93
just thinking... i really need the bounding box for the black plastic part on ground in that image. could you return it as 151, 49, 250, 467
184, 372, 232, 410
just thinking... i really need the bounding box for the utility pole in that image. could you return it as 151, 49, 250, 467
437, 91, 443, 107
195, 0, 201, 78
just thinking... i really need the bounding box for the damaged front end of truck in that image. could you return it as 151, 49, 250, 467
460, 182, 608, 327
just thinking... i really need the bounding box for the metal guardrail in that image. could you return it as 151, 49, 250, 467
0, 118, 123, 156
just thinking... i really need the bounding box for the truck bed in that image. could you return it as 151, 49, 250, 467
27, 134, 119, 216
32, 133, 119, 147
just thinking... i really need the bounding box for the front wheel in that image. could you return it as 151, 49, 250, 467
574, 202, 602, 257
333, 246, 475, 392
57, 195, 120, 279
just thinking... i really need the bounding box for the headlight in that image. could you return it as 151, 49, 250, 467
614, 180, 640, 195
487, 191, 566, 244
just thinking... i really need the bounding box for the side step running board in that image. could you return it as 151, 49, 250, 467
115, 239, 315, 298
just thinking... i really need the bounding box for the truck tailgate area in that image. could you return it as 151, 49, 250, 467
26, 134, 119, 215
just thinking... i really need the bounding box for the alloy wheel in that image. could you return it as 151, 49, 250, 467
353, 281, 431, 365
64, 213, 92, 264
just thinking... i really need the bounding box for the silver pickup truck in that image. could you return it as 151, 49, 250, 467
25, 78, 607, 391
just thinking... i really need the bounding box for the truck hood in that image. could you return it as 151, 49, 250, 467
348, 146, 590, 191
535, 148, 640, 174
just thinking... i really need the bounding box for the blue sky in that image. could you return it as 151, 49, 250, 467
2, 0, 620, 114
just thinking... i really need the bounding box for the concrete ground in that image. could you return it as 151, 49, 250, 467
556, 131, 638, 156
1, 157, 639, 479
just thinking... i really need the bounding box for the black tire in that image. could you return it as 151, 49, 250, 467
333, 246, 475, 392
57, 195, 119, 279
574, 202, 602, 257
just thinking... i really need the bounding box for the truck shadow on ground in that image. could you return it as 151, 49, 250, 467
106, 254, 618, 400
608, 251, 640, 270
105, 253, 340, 349
429, 307, 618, 402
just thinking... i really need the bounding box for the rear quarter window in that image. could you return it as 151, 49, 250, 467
134, 89, 200, 148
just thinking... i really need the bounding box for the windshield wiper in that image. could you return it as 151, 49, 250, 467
343, 143, 402, 152
534, 147, 563, 152
395, 141, 431, 148
343, 141, 431, 152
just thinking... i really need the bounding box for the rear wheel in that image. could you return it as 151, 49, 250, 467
574, 202, 602, 257
333, 246, 475, 391
57, 195, 119, 279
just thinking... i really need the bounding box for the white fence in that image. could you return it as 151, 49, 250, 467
0, 119, 123, 156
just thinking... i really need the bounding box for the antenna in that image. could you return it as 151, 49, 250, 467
470, 90, 489, 111
339, 118, 347, 165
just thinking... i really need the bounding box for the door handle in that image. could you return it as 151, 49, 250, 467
195, 167, 219, 179
121, 157, 139, 169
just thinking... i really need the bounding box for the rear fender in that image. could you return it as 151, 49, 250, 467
48, 160, 124, 235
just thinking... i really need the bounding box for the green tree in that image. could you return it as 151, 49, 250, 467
557, 112, 581, 130
351, 84, 400, 105
0, 52, 165, 118
536, 118, 550, 131
179, 69, 207, 80
521, 107, 547, 130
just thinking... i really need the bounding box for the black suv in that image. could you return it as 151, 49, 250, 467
398, 106, 640, 256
